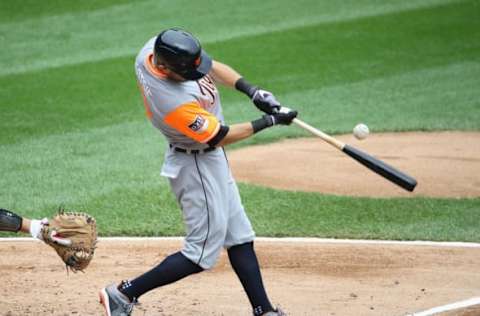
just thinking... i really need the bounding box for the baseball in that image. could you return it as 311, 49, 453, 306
353, 123, 369, 140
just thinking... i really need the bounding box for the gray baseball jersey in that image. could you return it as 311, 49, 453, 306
135, 37, 224, 149
135, 38, 255, 269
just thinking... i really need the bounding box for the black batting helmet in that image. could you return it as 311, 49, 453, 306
154, 28, 212, 80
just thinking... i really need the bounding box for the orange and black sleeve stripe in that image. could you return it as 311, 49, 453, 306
163, 102, 224, 144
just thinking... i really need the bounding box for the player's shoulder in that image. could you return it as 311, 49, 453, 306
138, 75, 197, 113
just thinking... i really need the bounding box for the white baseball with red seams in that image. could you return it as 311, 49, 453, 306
353, 123, 369, 140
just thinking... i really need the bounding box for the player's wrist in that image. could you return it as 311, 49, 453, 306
29, 219, 43, 239
235, 77, 258, 98
251, 115, 274, 133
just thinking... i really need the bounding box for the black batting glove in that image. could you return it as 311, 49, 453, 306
251, 107, 298, 133
235, 78, 280, 114
271, 106, 298, 125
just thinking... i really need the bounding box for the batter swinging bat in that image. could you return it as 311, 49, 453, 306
292, 118, 417, 192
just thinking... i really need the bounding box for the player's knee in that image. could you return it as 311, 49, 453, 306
183, 233, 226, 270
200, 233, 227, 269
186, 244, 222, 270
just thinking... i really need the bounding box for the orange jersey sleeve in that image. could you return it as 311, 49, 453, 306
163, 102, 220, 143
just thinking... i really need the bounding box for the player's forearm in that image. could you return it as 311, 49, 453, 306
216, 122, 254, 147
21, 218, 31, 233
214, 110, 296, 147
0, 208, 31, 234
209, 60, 242, 88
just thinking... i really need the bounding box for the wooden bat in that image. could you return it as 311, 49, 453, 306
292, 118, 417, 192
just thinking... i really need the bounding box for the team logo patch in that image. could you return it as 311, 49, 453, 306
189, 115, 209, 133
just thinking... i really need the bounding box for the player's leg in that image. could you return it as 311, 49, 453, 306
223, 179, 282, 315
114, 251, 203, 301
177, 151, 230, 269
108, 150, 229, 303
100, 154, 209, 314
228, 241, 275, 315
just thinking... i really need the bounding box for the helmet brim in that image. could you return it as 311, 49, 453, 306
182, 49, 212, 80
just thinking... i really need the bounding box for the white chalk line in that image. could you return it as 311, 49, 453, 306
406, 297, 480, 316
1, 237, 480, 248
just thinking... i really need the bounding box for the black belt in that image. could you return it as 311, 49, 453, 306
169, 144, 216, 154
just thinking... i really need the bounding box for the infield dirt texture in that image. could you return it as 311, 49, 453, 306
1, 0, 479, 315
0, 239, 479, 316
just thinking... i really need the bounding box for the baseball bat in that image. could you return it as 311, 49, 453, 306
292, 118, 417, 192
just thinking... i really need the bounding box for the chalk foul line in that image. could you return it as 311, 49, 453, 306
1, 236, 480, 248
406, 297, 480, 316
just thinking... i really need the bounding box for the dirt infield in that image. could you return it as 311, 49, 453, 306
227, 132, 480, 197
0, 239, 479, 316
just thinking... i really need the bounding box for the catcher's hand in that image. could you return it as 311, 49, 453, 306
41, 209, 97, 273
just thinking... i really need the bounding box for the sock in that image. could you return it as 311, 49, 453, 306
228, 242, 274, 316
119, 251, 203, 301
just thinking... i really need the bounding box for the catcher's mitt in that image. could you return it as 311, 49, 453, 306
41, 209, 97, 272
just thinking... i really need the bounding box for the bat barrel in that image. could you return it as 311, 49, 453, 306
292, 118, 417, 192
343, 144, 417, 192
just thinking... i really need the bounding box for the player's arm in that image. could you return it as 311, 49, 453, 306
209, 60, 281, 115
1, 208, 77, 245
0, 208, 44, 238
209, 60, 241, 87
215, 122, 253, 147
163, 101, 297, 148
215, 108, 297, 147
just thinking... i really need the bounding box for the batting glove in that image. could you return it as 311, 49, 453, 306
251, 106, 298, 133
252, 89, 281, 114
271, 106, 297, 125
235, 78, 280, 114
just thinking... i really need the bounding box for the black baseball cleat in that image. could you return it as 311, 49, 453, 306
99, 283, 136, 316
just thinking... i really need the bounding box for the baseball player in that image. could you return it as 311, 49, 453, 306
99, 28, 297, 316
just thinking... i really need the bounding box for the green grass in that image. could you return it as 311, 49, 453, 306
241, 185, 480, 242
2, 184, 479, 242
0, 0, 456, 75
1, 0, 479, 241
2, 1, 479, 145
0, 0, 134, 22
